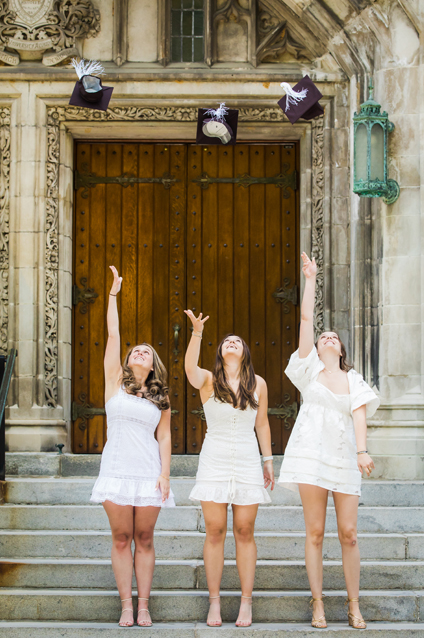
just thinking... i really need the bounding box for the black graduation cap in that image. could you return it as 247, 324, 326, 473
278, 75, 324, 124
68, 59, 114, 112
196, 103, 238, 145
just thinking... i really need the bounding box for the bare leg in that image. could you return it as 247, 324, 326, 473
232, 503, 259, 626
201, 501, 228, 626
133, 506, 161, 626
298, 484, 328, 627
332, 491, 364, 624
103, 500, 135, 626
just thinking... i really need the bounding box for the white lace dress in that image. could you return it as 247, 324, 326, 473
189, 394, 271, 506
90, 387, 175, 508
278, 347, 380, 496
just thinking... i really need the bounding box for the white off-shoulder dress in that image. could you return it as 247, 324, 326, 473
278, 347, 380, 496
90, 387, 175, 508
189, 394, 271, 506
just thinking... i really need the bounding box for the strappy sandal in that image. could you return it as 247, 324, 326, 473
309, 596, 327, 628
119, 598, 134, 627
346, 597, 367, 629
207, 595, 222, 627
137, 597, 152, 627
235, 595, 252, 627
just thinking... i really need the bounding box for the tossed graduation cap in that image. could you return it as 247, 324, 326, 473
278, 75, 324, 124
196, 103, 238, 145
69, 59, 114, 112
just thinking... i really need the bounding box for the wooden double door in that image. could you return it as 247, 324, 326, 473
72, 141, 299, 454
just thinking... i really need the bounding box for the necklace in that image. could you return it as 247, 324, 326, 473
324, 368, 333, 374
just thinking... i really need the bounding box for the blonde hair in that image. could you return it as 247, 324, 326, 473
121, 343, 170, 411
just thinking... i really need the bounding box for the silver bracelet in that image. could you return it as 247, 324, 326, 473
356, 450, 368, 455
262, 456, 273, 462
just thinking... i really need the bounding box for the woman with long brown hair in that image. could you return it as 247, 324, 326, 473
90, 266, 175, 627
278, 253, 379, 629
184, 310, 275, 628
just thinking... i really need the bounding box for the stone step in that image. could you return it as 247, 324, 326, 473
0, 589, 422, 622
1, 622, 424, 638
1, 503, 423, 534
5, 476, 424, 507
1, 558, 423, 591
0, 530, 418, 560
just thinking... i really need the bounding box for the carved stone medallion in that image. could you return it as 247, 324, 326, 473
0, 0, 100, 66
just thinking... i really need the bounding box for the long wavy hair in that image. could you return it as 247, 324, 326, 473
121, 343, 170, 411
315, 332, 353, 372
212, 334, 258, 411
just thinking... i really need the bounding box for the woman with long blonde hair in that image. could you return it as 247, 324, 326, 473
90, 266, 175, 627
184, 310, 275, 628
278, 253, 379, 629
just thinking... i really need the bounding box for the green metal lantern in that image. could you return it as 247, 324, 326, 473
353, 80, 399, 205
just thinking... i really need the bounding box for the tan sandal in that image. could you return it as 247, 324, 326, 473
207, 595, 222, 627
119, 598, 134, 627
309, 597, 327, 628
137, 597, 152, 627
235, 595, 252, 627
346, 597, 367, 629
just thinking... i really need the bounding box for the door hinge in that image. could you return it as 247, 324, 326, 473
272, 279, 298, 312
73, 278, 98, 314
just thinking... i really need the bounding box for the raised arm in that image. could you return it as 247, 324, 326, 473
298, 252, 317, 358
184, 310, 211, 390
104, 266, 123, 399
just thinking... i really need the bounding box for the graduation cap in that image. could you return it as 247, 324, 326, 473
196, 103, 238, 145
69, 59, 114, 112
278, 75, 324, 124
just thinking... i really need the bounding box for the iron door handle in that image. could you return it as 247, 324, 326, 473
173, 324, 181, 356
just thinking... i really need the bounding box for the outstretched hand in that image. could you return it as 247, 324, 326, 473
184, 309, 209, 333
301, 252, 317, 279
109, 265, 123, 296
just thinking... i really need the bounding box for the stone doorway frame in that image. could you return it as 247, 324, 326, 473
5, 99, 336, 451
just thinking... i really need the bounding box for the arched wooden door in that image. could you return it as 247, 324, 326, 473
72, 142, 299, 453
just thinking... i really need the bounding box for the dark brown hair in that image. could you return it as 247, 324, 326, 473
121, 343, 170, 411
315, 332, 353, 372
212, 334, 258, 411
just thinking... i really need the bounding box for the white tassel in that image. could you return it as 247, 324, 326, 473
71, 58, 105, 79
204, 102, 229, 122
280, 82, 308, 112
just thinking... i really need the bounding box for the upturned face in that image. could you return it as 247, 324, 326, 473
221, 335, 243, 361
128, 344, 154, 373
316, 331, 342, 357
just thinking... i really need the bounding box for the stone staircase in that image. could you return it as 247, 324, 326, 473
1, 452, 424, 636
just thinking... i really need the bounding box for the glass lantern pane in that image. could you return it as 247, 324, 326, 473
182, 37, 193, 61
355, 123, 368, 182
370, 123, 385, 181
172, 37, 182, 62
172, 0, 181, 8
193, 37, 203, 61
193, 10, 203, 35
171, 11, 181, 36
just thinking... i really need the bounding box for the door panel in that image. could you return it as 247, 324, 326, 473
72, 143, 187, 453
72, 142, 298, 454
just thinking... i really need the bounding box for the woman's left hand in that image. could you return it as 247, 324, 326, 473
155, 475, 170, 502
263, 460, 275, 491
357, 453, 375, 477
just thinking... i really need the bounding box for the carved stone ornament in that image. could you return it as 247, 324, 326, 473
0, 0, 100, 66
45, 105, 323, 407
257, 2, 311, 63
312, 115, 324, 337
0, 107, 10, 356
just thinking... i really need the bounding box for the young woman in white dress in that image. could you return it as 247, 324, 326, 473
278, 253, 379, 629
90, 266, 175, 628
184, 310, 275, 628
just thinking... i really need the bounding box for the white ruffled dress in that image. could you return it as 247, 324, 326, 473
90, 387, 175, 508
189, 394, 271, 506
278, 347, 380, 496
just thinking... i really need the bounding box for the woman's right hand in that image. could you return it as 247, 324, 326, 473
184, 309, 209, 333
109, 265, 123, 295
301, 252, 317, 279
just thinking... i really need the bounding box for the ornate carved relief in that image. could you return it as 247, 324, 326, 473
311, 115, 324, 337
44, 105, 324, 406
0, 107, 10, 355
0, 0, 100, 66
213, 0, 252, 63
257, 3, 311, 63
214, 0, 250, 23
